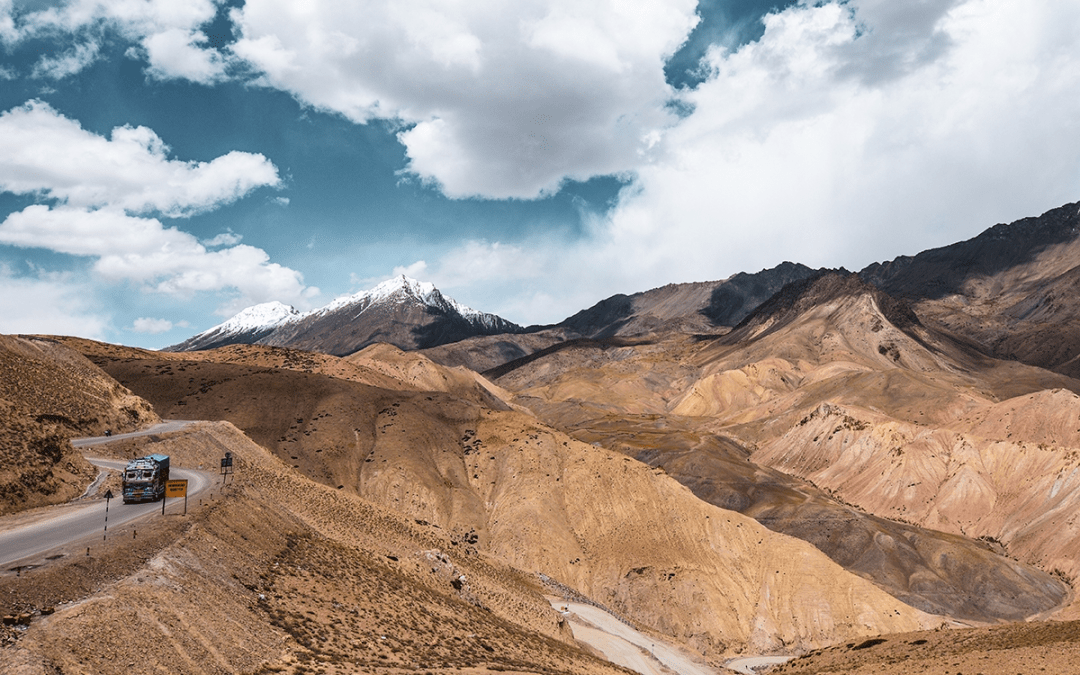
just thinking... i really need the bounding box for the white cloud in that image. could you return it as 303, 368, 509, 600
0, 100, 280, 216
229, 0, 699, 198
0, 101, 317, 314
31, 40, 100, 79
603, 0, 1080, 277
397, 0, 1080, 326
142, 29, 227, 84
0, 267, 109, 339
131, 317, 187, 334
391, 260, 428, 279
201, 231, 242, 247
0, 205, 316, 309
2, 0, 222, 82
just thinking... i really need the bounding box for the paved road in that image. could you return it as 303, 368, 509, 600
1, 427, 213, 569
70, 420, 197, 448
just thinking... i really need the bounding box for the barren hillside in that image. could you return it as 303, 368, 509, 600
75, 341, 944, 660
0, 335, 158, 516
1, 422, 631, 675
863, 200, 1080, 378
485, 273, 1080, 622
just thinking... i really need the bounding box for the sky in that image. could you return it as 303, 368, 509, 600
1, 0, 1079, 348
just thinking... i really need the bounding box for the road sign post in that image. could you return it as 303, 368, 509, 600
220, 452, 234, 485
103, 489, 113, 540
165, 479, 188, 515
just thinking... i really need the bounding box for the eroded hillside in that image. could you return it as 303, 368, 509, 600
0, 336, 158, 515
478, 273, 1080, 622
1, 422, 631, 675
73, 341, 943, 660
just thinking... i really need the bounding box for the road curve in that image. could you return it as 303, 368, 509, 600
70, 420, 198, 448
1, 427, 214, 569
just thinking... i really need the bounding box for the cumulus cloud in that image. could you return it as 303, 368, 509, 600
201, 231, 243, 247
142, 28, 227, 84
0, 267, 109, 339
0, 101, 316, 312
2, 0, 223, 82
599, 0, 1080, 278
0, 100, 280, 216
399, 0, 1080, 325
230, 0, 699, 198
0, 205, 315, 308
131, 317, 188, 334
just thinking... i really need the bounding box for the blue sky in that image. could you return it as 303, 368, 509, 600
1, 0, 1079, 348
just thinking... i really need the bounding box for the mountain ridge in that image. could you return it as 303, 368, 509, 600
168, 275, 523, 355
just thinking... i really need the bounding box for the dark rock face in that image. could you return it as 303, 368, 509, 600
728, 270, 922, 339
426, 263, 822, 372
861, 201, 1080, 300
551, 261, 820, 339
859, 201, 1080, 377
265, 298, 522, 356
701, 261, 820, 327
556, 294, 636, 338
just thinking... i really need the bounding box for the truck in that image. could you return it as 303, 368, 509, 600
122, 454, 170, 503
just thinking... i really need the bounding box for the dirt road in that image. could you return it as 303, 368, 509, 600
548, 597, 720, 675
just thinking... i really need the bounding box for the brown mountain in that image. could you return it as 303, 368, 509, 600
554, 261, 821, 338
422, 262, 822, 374
0, 335, 157, 515
73, 340, 940, 660
861, 200, 1080, 377
12, 200, 1080, 673
484, 271, 1079, 623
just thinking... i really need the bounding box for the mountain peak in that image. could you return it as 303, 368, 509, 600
726, 269, 921, 341
169, 276, 521, 354
220, 301, 301, 332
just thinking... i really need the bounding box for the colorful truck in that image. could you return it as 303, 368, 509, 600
122, 454, 170, 503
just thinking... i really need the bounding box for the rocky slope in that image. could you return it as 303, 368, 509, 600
485, 272, 1080, 621
79, 341, 941, 658
421, 262, 821, 374
862, 200, 1080, 378
1, 422, 630, 675
554, 262, 820, 339
0, 335, 157, 515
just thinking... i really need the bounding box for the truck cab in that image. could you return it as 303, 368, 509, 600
122, 454, 170, 503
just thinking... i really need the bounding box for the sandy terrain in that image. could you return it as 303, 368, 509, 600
2, 422, 632, 674
548, 597, 719, 675
84, 346, 947, 657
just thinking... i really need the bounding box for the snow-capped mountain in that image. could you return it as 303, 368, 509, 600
166, 301, 302, 352
167, 276, 522, 355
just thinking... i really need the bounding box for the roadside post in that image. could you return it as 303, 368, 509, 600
103, 489, 113, 540
165, 479, 189, 515
220, 452, 234, 485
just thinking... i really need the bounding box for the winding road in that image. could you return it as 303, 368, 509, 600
0, 423, 214, 569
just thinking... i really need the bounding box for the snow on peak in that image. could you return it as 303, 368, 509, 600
215, 301, 301, 334
207, 276, 509, 338
369, 275, 439, 304
319, 275, 476, 316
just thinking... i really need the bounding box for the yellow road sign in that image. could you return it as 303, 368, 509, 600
165, 479, 188, 498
